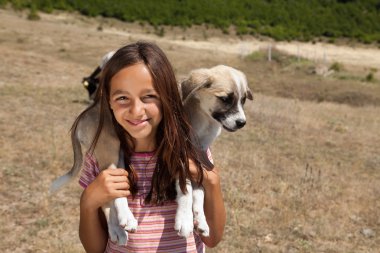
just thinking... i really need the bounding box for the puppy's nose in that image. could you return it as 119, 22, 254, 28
236, 119, 246, 128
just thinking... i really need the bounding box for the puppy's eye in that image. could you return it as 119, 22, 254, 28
241, 96, 246, 105
217, 93, 234, 104
217, 96, 229, 103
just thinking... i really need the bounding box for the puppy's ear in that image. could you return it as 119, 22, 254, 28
181, 70, 213, 101
247, 88, 253, 100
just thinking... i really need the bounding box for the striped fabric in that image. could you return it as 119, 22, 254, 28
79, 151, 205, 253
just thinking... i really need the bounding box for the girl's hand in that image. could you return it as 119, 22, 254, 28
189, 159, 221, 189
81, 165, 130, 211
202, 167, 221, 189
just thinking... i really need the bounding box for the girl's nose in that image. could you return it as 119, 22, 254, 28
129, 99, 144, 115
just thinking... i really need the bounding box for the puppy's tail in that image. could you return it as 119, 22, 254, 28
49, 156, 83, 194
50, 124, 84, 194
49, 173, 74, 194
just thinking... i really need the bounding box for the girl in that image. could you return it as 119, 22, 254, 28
78, 41, 226, 253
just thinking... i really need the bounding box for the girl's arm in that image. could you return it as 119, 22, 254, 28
189, 159, 226, 248
200, 167, 226, 247
79, 167, 130, 253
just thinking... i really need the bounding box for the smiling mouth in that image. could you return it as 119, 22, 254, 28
127, 119, 149, 126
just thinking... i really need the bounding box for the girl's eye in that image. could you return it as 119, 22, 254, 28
116, 96, 128, 101
143, 94, 158, 100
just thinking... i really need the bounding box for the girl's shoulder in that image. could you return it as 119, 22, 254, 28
79, 152, 100, 188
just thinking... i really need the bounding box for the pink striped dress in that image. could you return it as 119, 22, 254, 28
79, 151, 205, 253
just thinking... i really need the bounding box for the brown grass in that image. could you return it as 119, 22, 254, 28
0, 8, 379, 253
209, 96, 380, 252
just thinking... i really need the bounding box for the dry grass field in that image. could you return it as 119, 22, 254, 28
1, 8, 379, 253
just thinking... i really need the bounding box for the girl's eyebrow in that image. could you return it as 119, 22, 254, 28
140, 88, 157, 94
111, 89, 128, 96
111, 88, 157, 96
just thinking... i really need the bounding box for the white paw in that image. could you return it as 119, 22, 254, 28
114, 197, 138, 233
120, 216, 138, 233
194, 212, 210, 237
175, 210, 194, 237
108, 222, 128, 246
175, 179, 193, 237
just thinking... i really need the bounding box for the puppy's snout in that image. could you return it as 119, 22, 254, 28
236, 119, 246, 128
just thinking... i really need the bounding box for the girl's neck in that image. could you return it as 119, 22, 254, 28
125, 133, 157, 153
134, 146, 156, 153
132, 140, 157, 153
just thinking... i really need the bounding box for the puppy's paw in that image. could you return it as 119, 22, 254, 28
115, 196, 137, 233
194, 212, 210, 237
118, 210, 138, 233
123, 217, 138, 233
109, 223, 128, 246
175, 210, 194, 237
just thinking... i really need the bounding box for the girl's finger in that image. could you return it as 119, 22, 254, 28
113, 182, 130, 190
106, 168, 129, 176
116, 190, 131, 197
112, 175, 130, 183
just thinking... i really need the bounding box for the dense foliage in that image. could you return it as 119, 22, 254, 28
1, 0, 380, 43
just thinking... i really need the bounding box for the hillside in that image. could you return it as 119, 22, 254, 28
1, 0, 380, 43
0, 8, 379, 253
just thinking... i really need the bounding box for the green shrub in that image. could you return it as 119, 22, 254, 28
154, 26, 165, 37
365, 72, 375, 82
245, 50, 266, 62
27, 4, 40, 20
0, 0, 8, 7
329, 62, 343, 72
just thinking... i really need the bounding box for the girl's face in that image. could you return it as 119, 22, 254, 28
109, 63, 162, 152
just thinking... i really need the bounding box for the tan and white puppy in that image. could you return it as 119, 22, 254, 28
181, 65, 253, 150
175, 65, 252, 238
50, 60, 252, 245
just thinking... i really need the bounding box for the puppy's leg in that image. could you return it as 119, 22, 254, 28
192, 184, 209, 237
107, 165, 138, 245
102, 202, 128, 245
114, 197, 138, 232
175, 179, 194, 237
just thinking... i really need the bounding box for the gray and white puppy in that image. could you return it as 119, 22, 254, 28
50, 58, 252, 245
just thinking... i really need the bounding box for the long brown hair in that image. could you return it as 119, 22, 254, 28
76, 41, 212, 204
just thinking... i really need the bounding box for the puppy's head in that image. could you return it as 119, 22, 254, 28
182, 65, 253, 132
